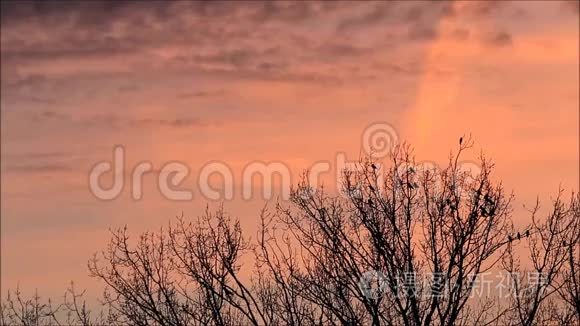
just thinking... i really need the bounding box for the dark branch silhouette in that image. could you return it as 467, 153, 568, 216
2, 143, 579, 326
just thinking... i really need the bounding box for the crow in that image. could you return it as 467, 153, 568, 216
517, 232, 521, 240
371, 163, 377, 170
525, 230, 530, 237
459, 137, 463, 145
508, 235, 512, 242
484, 194, 493, 204
481, 207, 488, 217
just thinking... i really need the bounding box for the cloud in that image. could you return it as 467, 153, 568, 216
3, 152, 72, 160
561, 0, 579, 15
450, 28, 470, 41
0, 1, 170, 28
316, 42, 372, 58
3, 163, 74, 173
0, 0, 571, 90
23, 110, 71, 122
27, 110, 206, 130
128, 118, 205, 128
22, 95, 58, 105
0, 2, 439, 73
336, 1, 454, 35
251, 2, 325, 24
336, 3, 391, 33
407, 24, 439, 41
191, 49, 257, 69
178, 90, 226, 99
81, 114, 206, 130
3, 74, 49, 90
0, 1, 498, 90
371, 62, 423, 76
117, 84, 139, 93
486, 31, 514, 47
466, 2, 506, 18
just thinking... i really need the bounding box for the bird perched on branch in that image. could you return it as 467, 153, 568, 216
508, 235, 512, 242
525, 230, 530, 238
459, 137, 463, 145
516, 232, 521, 240
406, 182, 418, 189
484, 194, 494, 204
371, 163, 377, 170
481, 207, 489, 217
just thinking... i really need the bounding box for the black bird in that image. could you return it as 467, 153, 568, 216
525, 230, 530, 237
508, 235, 512, 242
408, 167, 415, 173
517, 232, 521, 240
406, 182, 417, 189
481, 207, 488, 217
459, 137, 463, 145
563, 240, 567, 247
484, 194, 493, 204
371, 163, 377, 170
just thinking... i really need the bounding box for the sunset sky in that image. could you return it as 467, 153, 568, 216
1, 1, 578, 301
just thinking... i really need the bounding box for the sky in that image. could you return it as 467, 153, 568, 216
1, 1, 579, 301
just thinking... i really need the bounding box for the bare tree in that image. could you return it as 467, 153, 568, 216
501, 191, 580, 326
87, 208, 275, 326
167, 209, 271, 325
0, 283, 109, 326
2, 142, 578, 326
0, 286, 59, 326
558, 193, 580, 320
88, 225, 184, 325
256, 140, 513, 326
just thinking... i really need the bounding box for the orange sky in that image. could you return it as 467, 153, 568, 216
1, 1, 578, 301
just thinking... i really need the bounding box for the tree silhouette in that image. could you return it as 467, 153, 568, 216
2, 142, 579, 325
257, 140, 513, 326
0, 283, 111, 325
501, 190, 580, 326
